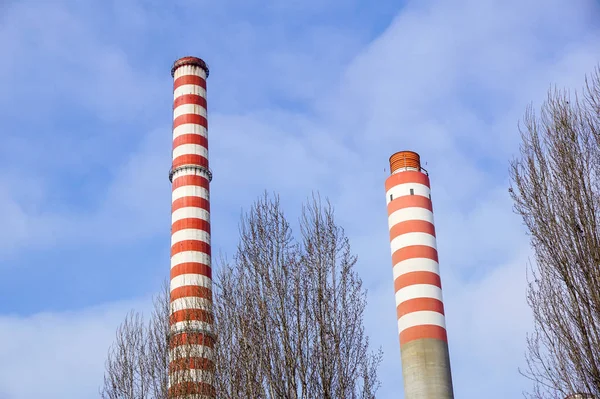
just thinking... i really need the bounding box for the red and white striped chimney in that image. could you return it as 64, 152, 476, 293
385, 151, 454, 398
169, 56, 215, 398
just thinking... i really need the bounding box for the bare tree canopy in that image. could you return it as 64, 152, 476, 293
101, 193, 382, 399
509, 66, 600, 399
101, 283, 169, 399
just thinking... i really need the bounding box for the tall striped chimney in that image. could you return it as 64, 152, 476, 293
385, 151, 454, 398
168, 56, 215, 398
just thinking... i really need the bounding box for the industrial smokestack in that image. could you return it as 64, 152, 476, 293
385, 151, 454, 398
168, 56, 215, 398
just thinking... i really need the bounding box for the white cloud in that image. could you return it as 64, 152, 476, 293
0, 298, 150, 399
444, 252, 534, 397
0, 125, 172, 256
0, 1, 163, 122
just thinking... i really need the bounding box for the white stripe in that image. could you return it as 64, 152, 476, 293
173, 103, 207, 119
386, 183, 430, 204
173, 124, 208, 141
390, 232, 437, 255
171, 229, 210, 246
168, 370, 214, 388
172, 207, 210, 224
174, 84, 206, 99
391, 166, 420, 174
172, 185, 209, 202
171, 251, 211, 269
397, 311, 446, 333
388, 207, 434, 229
171, 297, 212, 313
393, 258, 440, 280
171, 274, 212, 291
170, 321, 213, 336
173, 144, 208, 160
173, 66, 206, 80
395, 284, 443, 305
169, 344, 214, 361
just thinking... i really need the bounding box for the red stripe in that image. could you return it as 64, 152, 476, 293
170, 286, 212, 301
171, 240, 211, 257
172, 197, 210, 213
172, 174, 209, 190
397, 298, 445, 319
168, 382, 215, 397
392, 245, 438, 265
172, 218, 210, 234
387, 195, 433, 215
173, 75, 206, 90
169, 357, 214, 373
394, 271, 441, 291
172, 154, 208, 169
400, 325, 447, 344
173, 134, 208, 149
173, 114, 207, 129
170, 309, 212, 324
173, 94, 207, 109
170, 332, 215, 349
171, 263, 212, 280
389, 220, 436, 241
385, 171, 431, 191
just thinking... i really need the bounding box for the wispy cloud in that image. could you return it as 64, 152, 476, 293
0, 298, 150, 399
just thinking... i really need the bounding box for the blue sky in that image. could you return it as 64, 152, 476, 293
0, 0, 599, 398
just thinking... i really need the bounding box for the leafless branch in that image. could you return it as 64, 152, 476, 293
510, 65, 600, 399
102, 192, 382, 399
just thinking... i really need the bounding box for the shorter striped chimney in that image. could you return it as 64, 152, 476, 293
385, 151, 454, 398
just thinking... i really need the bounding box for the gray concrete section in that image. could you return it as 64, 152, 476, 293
400, 338, 454, 399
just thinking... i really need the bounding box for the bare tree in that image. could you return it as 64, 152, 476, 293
509, 66, 600, 399
213, 193, 382, 398
101, 193, 381, 399
101, 282, 169, 399
101, 283, 213, 399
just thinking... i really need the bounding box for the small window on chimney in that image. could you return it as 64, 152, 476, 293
410, 189, 414, 195
390, 194, 393, 201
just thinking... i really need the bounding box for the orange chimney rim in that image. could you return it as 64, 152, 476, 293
389, 150, 421, 173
